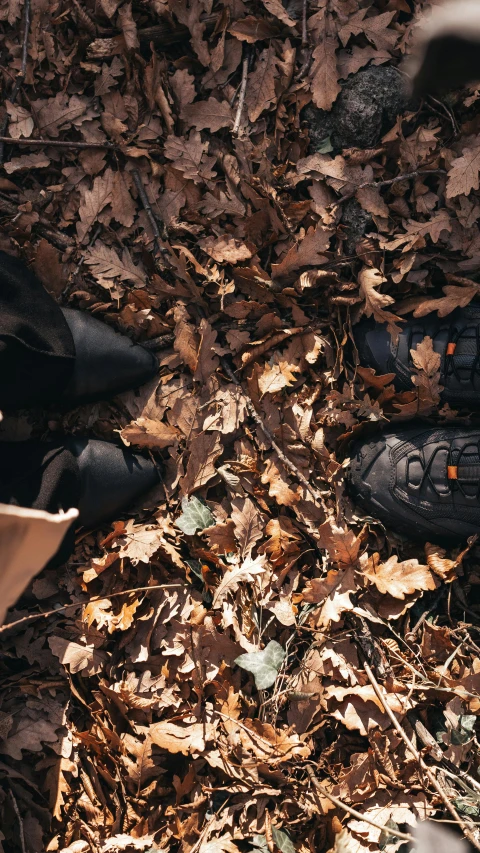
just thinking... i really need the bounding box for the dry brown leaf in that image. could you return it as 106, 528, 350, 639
212, 554, 266, 607
180, 431, 223, 495
119, 417, 179, 450
310, 37, 341, 111
245, 46, 277, 122
304, 566, 357, 627
358, 266, 403, 342
149, 721, 215, 755
231, 497, 264, 559
48, 637, 108, 676
363, 553, 437, 599
271, 225, 333, 282
447, 143, 480, 198
181, 97, 233, 132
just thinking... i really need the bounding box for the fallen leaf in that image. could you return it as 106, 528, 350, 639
363, 553, 437, 599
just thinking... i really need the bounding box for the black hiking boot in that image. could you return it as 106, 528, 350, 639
349, 424, 480, 542
354, 304, 480, 407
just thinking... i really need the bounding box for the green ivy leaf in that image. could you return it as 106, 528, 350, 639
272, 827, 295, 853
176, 496, 215, 536
235, 640, 286, 690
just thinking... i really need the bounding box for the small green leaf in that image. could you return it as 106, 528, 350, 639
272, 827, 295, 853
316, 135, 333, 153
250, 837, 268, 853
176, 496, 215, 535
235, 640, 286, 690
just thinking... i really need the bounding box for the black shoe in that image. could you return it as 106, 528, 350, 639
66, 437, 160, 529
60, 309, 158, 406
349, 424, 480, 542
354, 304, 480, 407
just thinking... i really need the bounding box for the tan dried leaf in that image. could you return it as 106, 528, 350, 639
149, 721, 215, 755
5, 102, 34, 138
181, 97, 233, 132
212, 554, 266, 607
310, 37, 341, 111
77, 170, 114, 243
199, 234, 253, 264
85, 241, 145, 290
363, 553, 436, 599
231, 497, 264, 559
260, 0, 297, 27
271, 225, 333, 282
119, 417, 179, 450
447, 143, 480, 198
180, 431, 223, 495
304, 566, 357, 627
245, 46, 277, 122
48, 637, 108, 676
358, 266, 403, 342
118, 1, 139, 49
111, 170, 136, 227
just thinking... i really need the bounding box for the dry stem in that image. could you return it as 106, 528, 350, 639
364, 662, 480, 850
305, 766, 414, 843
233, 55, 249, 136
221, 358, 326, 506
332, 168, 446, 208
0, 0, 31, 166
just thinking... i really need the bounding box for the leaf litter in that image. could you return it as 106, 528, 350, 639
1, 0, 480, 852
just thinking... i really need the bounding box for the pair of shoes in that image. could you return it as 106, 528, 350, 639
350, 308, 480, 542
3, 264, 160, 534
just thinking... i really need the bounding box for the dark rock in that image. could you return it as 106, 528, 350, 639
304, 65, 410, 152
341, 199, 372, 256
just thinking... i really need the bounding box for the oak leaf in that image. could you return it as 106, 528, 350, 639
181, 97, 233, 132
199, 234, 253, 264
118, 2, 139, 49
363, 553, 436, 599
245, 46, 277, 122
77, 170, 114, 243
85, 241, 146, 291
164, 132, 216, 183
358, 266, 403, 342
149, 721, 215, 755
212, 554, 266, 607
5, 102, 34, 138
271, 225, 333, 282
180, 431, 223, 495
304, 567, 357, 627
48, 637, 108, 676
447, 143, 480, 198
339, 8, 398, 51
260, 0, 297, 27
111, 170, 136, 227
231, 497, 264, 559
119, 417, 180, 450
310, 37, 341, 111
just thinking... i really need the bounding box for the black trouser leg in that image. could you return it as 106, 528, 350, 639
0, 251, 75, 409
0, 441, 81, 563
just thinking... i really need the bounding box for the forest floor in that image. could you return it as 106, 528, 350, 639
1, 0, 480, 852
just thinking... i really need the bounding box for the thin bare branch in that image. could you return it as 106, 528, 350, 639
233, 55, 249, 137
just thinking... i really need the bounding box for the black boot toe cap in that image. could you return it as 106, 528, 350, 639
61, 308, 158, 405
66, 438, 160, 529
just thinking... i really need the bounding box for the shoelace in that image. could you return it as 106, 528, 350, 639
444, 324, 480, 386
407, 442, 480, 498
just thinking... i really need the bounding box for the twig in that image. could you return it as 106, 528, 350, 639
221, 358, 326, 506
305, 766, 414, 843
363, 662, 480, 850
0, 192, 71, 250
141, 333, 175, 350
0, 0, 31, 166
8, 788, 27, 853
301, 0, 308, 47
0, 136, 117, 150
0, 583, 185, 635
132, 168, 164, 255
331, 169, 446, 208
232, 55, 249, 136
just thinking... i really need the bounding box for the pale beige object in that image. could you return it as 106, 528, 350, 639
0, 503, 78, 625
406, 0, 480, 93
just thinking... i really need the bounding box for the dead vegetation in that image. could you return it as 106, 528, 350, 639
1, 0, 480, 851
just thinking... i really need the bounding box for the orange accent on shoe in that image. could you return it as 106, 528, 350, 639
446, 343, 456, 355
447, 465, 458, 480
